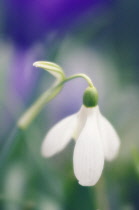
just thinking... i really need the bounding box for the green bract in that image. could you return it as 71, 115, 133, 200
33, 61, 65, 81
83, 87, 98, 107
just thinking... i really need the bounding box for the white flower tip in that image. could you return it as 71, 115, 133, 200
78, 179, 100, 187
76, 162, 104, 187
41, 114, 77, 159
105, 136, 120, 161
41, 142, 53, 158
98, 113, 121, 162
75, 164, 103, 187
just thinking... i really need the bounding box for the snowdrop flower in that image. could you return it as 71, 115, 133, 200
17, 61, 120, 186
42, 86, 120, 186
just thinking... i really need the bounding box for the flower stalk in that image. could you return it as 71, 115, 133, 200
17, 62, 94, 130
18, 84, 63, 129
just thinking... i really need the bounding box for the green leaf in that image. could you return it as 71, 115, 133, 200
0, 127, 24, 169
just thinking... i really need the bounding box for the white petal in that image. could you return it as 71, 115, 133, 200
98, 109, 120, 161
41, 114, 77, 157
73, 107, 104, 186
72, 105, 88, 140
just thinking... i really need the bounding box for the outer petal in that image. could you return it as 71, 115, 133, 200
73, 107, 104, 186
98, 108, 120, 161
41, 114, 77, 157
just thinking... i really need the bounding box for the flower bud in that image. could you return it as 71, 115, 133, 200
83, 87, 98, 107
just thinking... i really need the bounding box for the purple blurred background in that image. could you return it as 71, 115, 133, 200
1, 1, 139, 209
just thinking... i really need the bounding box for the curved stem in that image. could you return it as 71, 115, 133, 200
18, 73, 93, 130
65, 73, 94, 87
18, 83, 63, 129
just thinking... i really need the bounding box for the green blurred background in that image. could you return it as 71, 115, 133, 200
0, 0, 139, 209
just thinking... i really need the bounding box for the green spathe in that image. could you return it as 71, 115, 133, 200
83, 87, 98, 107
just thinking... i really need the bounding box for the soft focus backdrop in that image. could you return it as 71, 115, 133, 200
1, 0, 139, 210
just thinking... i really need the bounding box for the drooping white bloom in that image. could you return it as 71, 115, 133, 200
41, 105, 120, 186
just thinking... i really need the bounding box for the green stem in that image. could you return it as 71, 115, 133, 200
18, 83, 63, 129
94, 176, 110, 210
65, 73, 94, 87
18, 73, 93, 130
